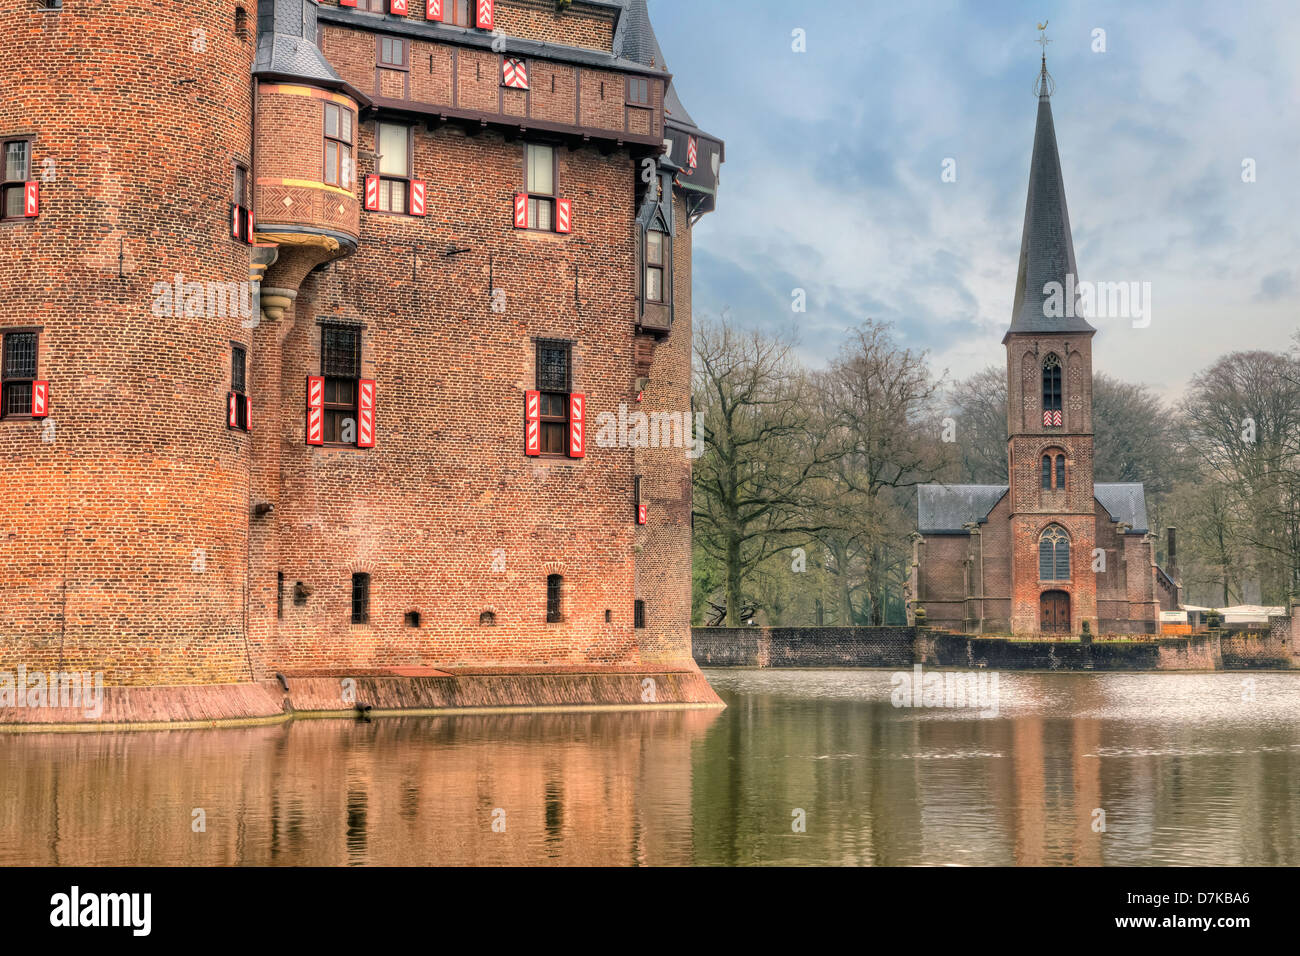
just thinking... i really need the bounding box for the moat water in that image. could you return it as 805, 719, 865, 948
2, 669, 1297, 866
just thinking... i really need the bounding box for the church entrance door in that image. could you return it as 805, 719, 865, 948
1040, 590, 1070, 633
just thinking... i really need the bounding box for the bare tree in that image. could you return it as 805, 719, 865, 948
692, 315, 840, 626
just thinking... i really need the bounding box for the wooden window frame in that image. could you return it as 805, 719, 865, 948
645, 227, 667, 303
323, 103, 355, 189
321, 324, 361, 445
535, 338, 571, 458
634, 599, 646, 629
1, 327, 39, 420
523, 142, 557, 232
375, 120, 412, 214
378, 35, 409, 70
626, 76, 651, 108
442, 0, 471, 26
1, 137, 33, 224
233, 162, 250, 208
351, 572, 371, 625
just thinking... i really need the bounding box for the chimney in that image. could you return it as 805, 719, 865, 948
1166, 527, 1177, 571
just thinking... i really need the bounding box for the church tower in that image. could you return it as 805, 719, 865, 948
1004, 50, 1099, 634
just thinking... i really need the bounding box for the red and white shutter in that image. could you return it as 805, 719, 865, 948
686, 136, 698, 172
1053, 409, 1062, 426
476, 0, 494, 30
306, 376, 325, 446
228, 392, 239, 429
24, 182, 39, 218
513, 192, 528, 229
245, 394, 252, 432
426, 0, 443, 20
503, 58, 528, 89
364, 174, 380, 211
524, 390, 541, 456
555, 198, 571, 234
357, 379, 376, 448
31, 381, 48, 419
638, 503, 647, 525
231, 203, 244, 241
390, 0, 409, 14
245, 208, 255, 244
568, 392, 585, 458
409, 178, 427, 216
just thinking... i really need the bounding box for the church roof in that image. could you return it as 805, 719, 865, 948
1094, 482, 1150, 533
917, 484, 1008, 533
1004, 56, 1096, 342
917, 482, 1149, 534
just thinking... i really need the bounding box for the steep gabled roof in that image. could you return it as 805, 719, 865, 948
917, 484, 1008, 534
917, 481, 1151, 535
1094, 483, 1150, 533
1005, 57, 1096, 341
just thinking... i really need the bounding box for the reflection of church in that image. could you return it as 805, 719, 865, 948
911, 53, 1179, 635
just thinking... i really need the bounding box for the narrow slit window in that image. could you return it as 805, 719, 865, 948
351, 572, 371, 624
546, 574, 563, 623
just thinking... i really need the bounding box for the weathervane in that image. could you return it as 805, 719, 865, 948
1034, 20, 1056, 97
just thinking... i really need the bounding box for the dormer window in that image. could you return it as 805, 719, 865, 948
1042, 353, 1062, 426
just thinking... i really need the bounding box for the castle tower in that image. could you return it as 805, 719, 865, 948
0, 0, 260, 683
1004, 53, 1098, 634
1, 0, 724, 693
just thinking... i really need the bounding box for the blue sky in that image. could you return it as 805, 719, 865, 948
650, 0, 1300, 399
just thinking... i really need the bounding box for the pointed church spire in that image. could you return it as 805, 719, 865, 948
1004, 30, 1094, 341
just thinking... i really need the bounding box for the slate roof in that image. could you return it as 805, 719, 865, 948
916, 482, 1150, 534
616, 0, 699, 132
1094, 482, 1150, 533
255, 0, 347, 89
1004, 58, 1096, 341
917, 485, 1008, 533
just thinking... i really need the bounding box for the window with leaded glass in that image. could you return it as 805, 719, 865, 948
322, 325, 360, 444
1042, 353, 1062, 412
1, 331, 38, 418
536, 339, 570, 456
1039, 525, 1070, 580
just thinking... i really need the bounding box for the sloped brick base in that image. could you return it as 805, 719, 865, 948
0, 665, 722, 731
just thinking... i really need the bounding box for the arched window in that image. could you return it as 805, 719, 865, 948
1042, 353, 1062, 426
1039, 525, 1070, 580
1042, 450, 1066, 490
